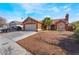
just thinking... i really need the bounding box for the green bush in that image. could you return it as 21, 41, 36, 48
73, 28, 79, 43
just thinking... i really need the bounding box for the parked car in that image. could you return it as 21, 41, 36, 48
1, 26, 22, 33
0, 27, 4, 32
1, 27, 9, 32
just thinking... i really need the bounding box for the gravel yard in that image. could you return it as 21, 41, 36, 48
17, 31, 79, 55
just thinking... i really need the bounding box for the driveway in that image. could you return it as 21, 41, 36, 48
0, 31, 37, 55
0, 36, 32, 55
0, 31, 37, 41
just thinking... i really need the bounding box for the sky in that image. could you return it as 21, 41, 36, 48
0, 3, 79, 23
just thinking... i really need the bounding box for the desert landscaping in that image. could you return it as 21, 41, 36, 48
17, 31, 79, 55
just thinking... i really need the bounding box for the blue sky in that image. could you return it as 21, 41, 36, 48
0, 3, 79, 23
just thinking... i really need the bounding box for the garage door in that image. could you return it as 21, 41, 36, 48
25, 24, 36, 31
57, 23, 65, 31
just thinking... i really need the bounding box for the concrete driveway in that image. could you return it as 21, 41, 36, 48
0, 31, 37, 41
0, 31, 37, 55
0, 36, 32, 55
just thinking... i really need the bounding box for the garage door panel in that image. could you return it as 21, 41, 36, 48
57, 23, 65, 31
25, 24, 36, 31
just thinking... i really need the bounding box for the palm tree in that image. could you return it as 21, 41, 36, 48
42, 17, 52, 30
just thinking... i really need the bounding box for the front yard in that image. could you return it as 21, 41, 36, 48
17, 31, 79, 55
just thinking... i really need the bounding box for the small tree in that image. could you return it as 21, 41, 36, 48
42, 17, 52, 30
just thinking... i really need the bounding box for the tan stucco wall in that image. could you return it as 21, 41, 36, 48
37, 23, 42, 31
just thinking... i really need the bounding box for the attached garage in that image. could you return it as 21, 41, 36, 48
55, 20, 67, 31
25, 24, 36, 31
57, 22, 65, 31
23, 17, 42, 31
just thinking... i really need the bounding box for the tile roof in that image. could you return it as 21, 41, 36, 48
23, 17, 42, 24
51, 18, 67, 24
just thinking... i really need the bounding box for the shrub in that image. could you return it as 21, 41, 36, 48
73, 28, 79, 43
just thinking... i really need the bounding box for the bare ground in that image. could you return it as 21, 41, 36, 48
17, 31, 79, 55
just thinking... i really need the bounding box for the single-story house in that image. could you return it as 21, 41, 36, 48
23, 14, 74, 31
23, 17, 42, 31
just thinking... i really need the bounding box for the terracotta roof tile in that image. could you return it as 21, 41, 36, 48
51, 19, 67, 24
23, 17, 42, 24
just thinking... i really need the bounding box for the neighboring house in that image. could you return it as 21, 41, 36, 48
9, 21, 23, 29
0, 21, 23, 32
5, 21, 23, 32
23, 17, 42, 31
9, 21, 23, 27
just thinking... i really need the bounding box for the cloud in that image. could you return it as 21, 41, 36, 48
20, 3, 61, 15
63, 5, 71, 12
21, 3, 45, 14
63, 5, 69, 9
20, 3, 72, 20
51, 7, 60, 12
64, 8, 71, 12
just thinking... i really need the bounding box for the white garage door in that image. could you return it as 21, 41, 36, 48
25, 24, 36, 31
